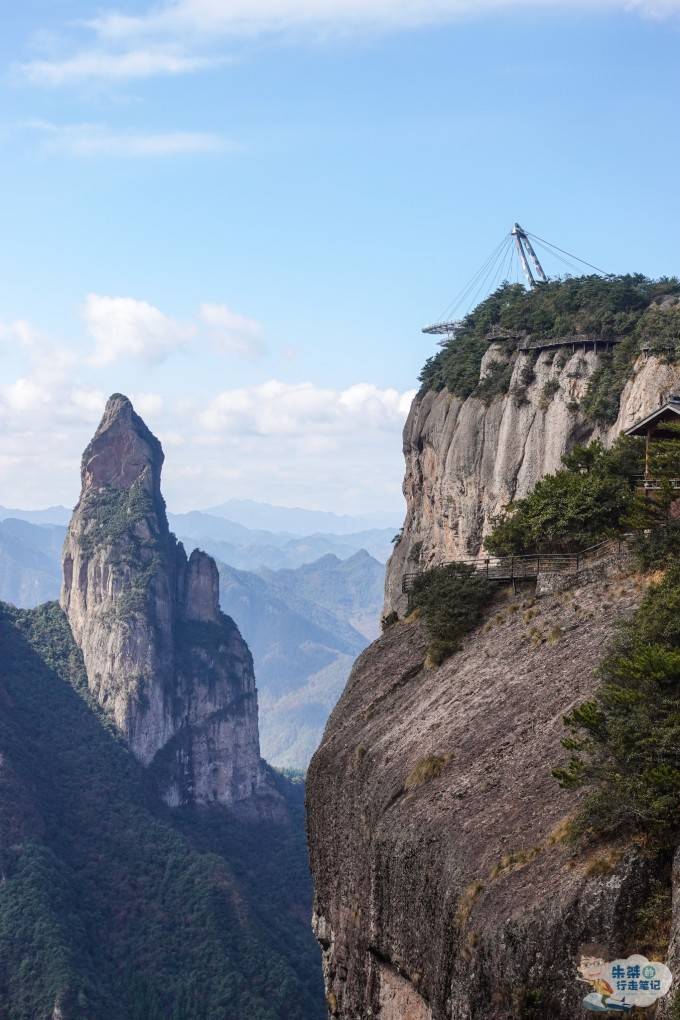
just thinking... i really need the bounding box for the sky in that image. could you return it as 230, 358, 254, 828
2, 0, 680, 514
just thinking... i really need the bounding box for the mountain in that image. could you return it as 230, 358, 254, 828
0, 518, 66, 607
307, 278, 680, 1019
0, 394, 324, 1018
0, 601, 323, 1020
170, 510, 396, 568
0, 504, 386, 769
0, 504, 71, 525
217, 551, 384, 769
261, 550, 385, 641
203, 498, 401, 536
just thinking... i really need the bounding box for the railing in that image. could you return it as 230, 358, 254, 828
401, 538, 627, 594
631, 476, 680, 491
518, 336, 622, 353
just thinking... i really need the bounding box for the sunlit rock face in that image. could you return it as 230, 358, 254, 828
384, 351, 680, 614
306, 346, 680, 1019
61, 393, 272, 809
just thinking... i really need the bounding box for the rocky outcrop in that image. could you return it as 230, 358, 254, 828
385, 348, 680, 614
308, 336, 680, 1018
307, 573, 659, 1020
61, 394, 273, 809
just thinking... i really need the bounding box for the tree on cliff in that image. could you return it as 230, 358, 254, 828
554, 563, 680, 847
485, 437, 677, 555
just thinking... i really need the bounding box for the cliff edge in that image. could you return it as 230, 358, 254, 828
385, 349, 680, 614
308, 277, 680, 1018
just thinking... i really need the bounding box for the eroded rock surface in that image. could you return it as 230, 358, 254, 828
385, 350, 680, 614
61, 394, 273, 809
307, 575, 657, 1019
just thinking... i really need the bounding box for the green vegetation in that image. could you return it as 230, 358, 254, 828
485, 437, 670, 555
407, 563, 493, 664
79, 480, 160, 554
0, 601, 324, 1020
538, 377, 560, 409
419, 275, 680, 422
404, 754, 449, 791
474, 359, 514, 405
78, 481, 166, 621
553, 563, 680, 848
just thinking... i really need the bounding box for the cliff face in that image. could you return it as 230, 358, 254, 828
308, 341, 680, 1019
385, 349, 680, 613
61, 394, 269, 809
307, 575, 656, 1020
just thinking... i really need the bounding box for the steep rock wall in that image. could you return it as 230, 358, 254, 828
385, 348, 680, 613
61, 394, 271, 809
308, 573, 658, 1020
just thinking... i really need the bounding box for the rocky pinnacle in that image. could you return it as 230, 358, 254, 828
61, 393, 271, 809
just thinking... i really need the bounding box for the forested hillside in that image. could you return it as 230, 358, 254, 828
0, 601, 324, 1020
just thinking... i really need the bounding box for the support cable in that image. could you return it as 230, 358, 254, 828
526, 232, 609, 276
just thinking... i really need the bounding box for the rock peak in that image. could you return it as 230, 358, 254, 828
61, 399, 274, 810
81, 393, 164, 497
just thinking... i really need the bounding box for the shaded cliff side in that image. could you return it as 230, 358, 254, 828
60, 394, 272, 809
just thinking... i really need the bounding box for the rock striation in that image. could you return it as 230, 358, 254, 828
307, 575, 656, 1020
61, 394, 271, 808
385, 349, 680, 614
308, 342, 680, 1018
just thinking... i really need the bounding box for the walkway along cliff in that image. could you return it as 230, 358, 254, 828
384, 325, 680, 614
306, 277, 680, 1019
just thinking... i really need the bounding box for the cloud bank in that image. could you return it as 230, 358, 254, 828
18, 0, 680, 85
0, 308, 413, 512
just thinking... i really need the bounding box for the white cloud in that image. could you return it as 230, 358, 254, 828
0, 311, 413, 513
132, 392, 165, 417
87, 0, 680, 40
18, 0, 680, 86
200, 380, 416, 435
27, 121, 230, 158
4, 378, 49, 414
200, 303, 266, 358
84, 294, 194, 365
19, 47, 221, 85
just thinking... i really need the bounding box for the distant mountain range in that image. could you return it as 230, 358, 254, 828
0, 507, 388, 767
219, 550, 384, 768
0, 502, 398, 569
0, 518, 66, 607
204, 498, 401, 535
170, 510, 395, 569
0, 504, 72, 525
1, 499, 401, 536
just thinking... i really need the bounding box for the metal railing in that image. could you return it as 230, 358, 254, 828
631, 476, 680, 491
401, 538, 627, 594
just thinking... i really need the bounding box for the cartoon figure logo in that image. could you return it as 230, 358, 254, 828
578, 952, 672, 1012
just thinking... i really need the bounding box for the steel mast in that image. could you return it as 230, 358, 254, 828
511, 223, 547, 287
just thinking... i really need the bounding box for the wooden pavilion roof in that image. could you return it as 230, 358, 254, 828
625, 398, 680, 439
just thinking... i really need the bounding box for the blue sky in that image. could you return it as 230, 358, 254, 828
2, 0, 680, 513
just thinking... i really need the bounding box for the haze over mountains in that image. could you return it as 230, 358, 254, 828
204, 499, 400, 536
0, 500, 388, 767
219, 551, 383, 768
